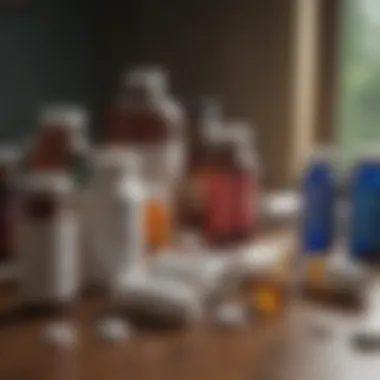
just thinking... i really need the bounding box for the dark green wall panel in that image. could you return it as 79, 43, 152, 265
0, 0, 100, 143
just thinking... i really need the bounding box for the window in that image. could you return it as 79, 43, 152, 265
338, 0, 380, 167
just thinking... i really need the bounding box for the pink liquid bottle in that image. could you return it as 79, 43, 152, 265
205, 121, 260, 247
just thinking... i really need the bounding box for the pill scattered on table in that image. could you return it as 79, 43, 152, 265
96, 317, 132, 342
213, 303, 249, 328
42, 322, 77, 349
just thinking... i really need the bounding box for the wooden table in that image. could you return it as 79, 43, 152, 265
0, 286, 286, 380
3, 290, 377, 380
273, 301, 380, 380
1, 224, 377, 380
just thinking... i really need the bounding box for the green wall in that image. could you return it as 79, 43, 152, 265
0, 0, 101, 143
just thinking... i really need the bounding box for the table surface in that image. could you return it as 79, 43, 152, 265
1, 222, 378, 380
1, 283, 379, 380
0, 286, 285, 380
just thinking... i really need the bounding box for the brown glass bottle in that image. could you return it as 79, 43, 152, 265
28, 106, 89, 179
106, 67, 185, 252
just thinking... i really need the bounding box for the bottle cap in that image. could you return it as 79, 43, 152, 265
92, 148, 140, 173
124, 66, 168, 94
39, 105, 88, 131
22, 172, 73, 194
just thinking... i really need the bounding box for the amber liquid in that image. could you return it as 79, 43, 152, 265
250, 253, 293, 317
144, 199, 173, 252
107, 108, 170, 146
29, 126, 72, 171
252, 278, 288, 317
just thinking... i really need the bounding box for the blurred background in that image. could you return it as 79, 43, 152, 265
0, 0, 345, 189
2, 1, 380, 379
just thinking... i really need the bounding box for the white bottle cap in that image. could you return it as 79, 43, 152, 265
39, 105, 88, 132
22, 172, 74, 194
92, 148, 140, 173
124, 66, 168, 94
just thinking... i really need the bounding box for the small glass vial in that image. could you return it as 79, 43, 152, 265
144, 184, 173, 253
29, 105, 90, 183
18, 172, 78, 310
0, 146, 20, 265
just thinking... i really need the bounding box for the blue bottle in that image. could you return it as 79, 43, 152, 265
350, 158, 380, 262
302, 152, 335, 255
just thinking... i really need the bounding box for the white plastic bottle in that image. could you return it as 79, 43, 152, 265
18, 172, 78, 308
87, 150, 146, 291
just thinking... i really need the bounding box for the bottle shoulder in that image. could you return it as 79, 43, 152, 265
115, 95, 183, 127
